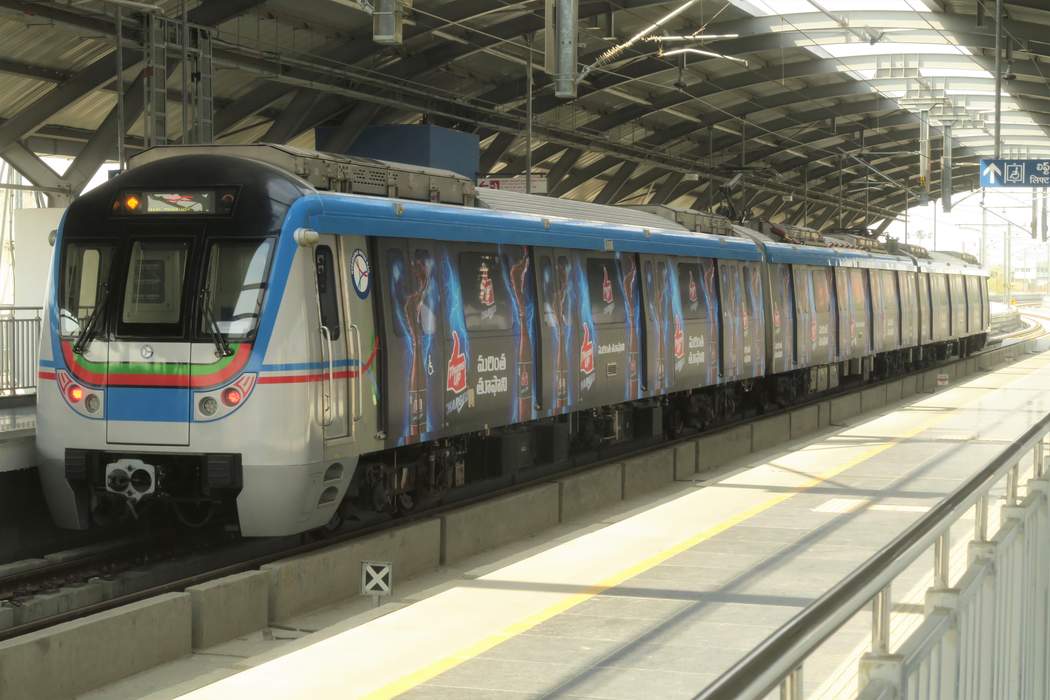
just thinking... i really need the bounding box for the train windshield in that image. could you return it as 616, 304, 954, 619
59, 241, 117, 337
199, 238, 274, 339
59, 236, 274, 342
120, 240, 191, 331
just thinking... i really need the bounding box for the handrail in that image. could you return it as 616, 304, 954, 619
0, 306, 42, 395
695, 409, 1050, 700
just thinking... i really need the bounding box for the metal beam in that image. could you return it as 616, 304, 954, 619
652, 172, 685, 204
0, 47, 138, 153
594, 162, 639, 205
187, 0, 269, 26
260, 89, 322, 144
545, 148, 581, 190
479, 132, 517, 175
319, 103, 383, 155
2, 142, 70, 204
63, 72, 145, 193
553, 156, 618, 197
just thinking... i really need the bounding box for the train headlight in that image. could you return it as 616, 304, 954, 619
84, 394, 100, 413
221, 388, 243, 407
67, 385, 84, 403
199, 396, 218, 416
130, 468, 153, 494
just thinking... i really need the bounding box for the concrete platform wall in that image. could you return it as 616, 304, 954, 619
0, 593, 191, 700
264, 518, 442, 622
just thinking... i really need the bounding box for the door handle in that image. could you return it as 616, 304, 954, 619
350, 323, 364, 423
319, 324, 335, 427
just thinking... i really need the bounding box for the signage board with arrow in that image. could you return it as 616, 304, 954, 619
980, 159, 1050, 188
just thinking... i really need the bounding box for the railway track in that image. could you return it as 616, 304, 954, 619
2, 323, 1046, 643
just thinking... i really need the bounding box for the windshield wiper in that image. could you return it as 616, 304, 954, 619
201, 288, 233, 358
72, 283, 109, 355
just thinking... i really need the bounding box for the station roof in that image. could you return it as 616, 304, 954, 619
0, 0, 1047, 232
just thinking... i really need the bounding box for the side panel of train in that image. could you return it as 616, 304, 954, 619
367, 242, 990, 450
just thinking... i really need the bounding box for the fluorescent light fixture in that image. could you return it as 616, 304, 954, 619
661, 47, 749, 66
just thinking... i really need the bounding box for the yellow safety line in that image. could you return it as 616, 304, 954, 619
367, 356, 1047, 699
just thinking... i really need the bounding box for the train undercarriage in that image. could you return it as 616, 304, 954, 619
350, 334, 987, 518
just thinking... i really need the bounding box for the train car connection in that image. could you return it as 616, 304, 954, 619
35, 144, 989, 537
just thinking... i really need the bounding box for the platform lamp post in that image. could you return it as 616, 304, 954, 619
525, 32, 533, 195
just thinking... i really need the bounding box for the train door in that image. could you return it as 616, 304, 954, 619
948, 274, 966, 337
674, 257, 719, 388
536, 248, 575, 414
313, 236, 350, 441
834, 268, 851, 360
741, 262, 766, 377
768, 263, 794, 373
717, 259, 742, 381
108, 237, 193, 446
377, 240, 442, 447
918, 272, 931, 345
898, 271, 919, 348
580, 252, 633, 408
338, 236, 381, 449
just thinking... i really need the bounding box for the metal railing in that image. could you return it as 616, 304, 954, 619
0, 306, 41, 396
696, 410, 1050, 700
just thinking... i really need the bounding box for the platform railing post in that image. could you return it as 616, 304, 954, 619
934, 531, 950, 590
1034, 436, 1046, 479
779, 666, 803, 700
976, 494, 989, 541
872, 586, 892, 655
1007, 463, 1019, 505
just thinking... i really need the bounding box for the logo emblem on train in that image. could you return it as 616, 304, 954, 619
580, 325, 595, 375
447, 331, 468, 395
351, 249, 371, 299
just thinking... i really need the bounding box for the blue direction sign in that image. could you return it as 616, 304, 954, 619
980, 159, 1050, 188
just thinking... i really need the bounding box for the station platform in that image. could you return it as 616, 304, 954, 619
67, 346, 1050, 700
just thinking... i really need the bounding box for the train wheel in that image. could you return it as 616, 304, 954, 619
323, 511, 344, 532
666, 405, 686, 439
395, 493, 416, 514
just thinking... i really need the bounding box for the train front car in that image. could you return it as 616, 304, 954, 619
36, 153, 336, 536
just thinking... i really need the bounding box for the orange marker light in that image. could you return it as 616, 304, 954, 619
125, 194, 140, 211
68, 385, 84, 403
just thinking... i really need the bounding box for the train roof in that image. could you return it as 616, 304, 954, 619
118, 145, 988, 277
312, 191, 764, 261
918, 252, 989, 277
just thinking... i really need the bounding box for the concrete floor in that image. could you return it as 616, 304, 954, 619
86, 350, 1050, 700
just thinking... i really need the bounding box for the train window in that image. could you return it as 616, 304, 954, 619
59, 242, 115, 337
121, 240, 189, 327
460, 251, 511, 331
200, 238, 274, 339
677, 262, 708, 320
315, 245, 341, 341
587, 257, 623, 325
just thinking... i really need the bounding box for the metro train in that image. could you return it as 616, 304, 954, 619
36, 144, 989, 536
